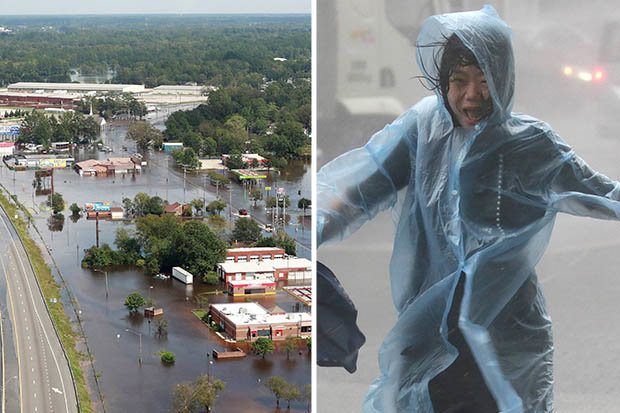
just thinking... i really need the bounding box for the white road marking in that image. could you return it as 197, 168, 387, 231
52, 387, 63, 395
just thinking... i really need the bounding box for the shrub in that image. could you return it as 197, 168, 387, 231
203, 272, 219, 285
156, 351, 175, 363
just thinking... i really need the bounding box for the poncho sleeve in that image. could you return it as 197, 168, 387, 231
548, 133, 620, 219
317, 108, 417, 246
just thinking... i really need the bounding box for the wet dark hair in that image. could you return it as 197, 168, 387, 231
417, 34, 493, 123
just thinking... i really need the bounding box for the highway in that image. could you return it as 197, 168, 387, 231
0, 205, 78, 413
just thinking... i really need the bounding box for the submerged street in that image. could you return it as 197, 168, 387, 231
0, 105, 311, 412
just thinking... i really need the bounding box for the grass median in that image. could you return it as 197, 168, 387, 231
0, 193, 92, 412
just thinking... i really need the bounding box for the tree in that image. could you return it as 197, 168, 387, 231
302, 384, 311, 413
281, 337, 299, 360
297, 197, 311, 210
172, 147, 200, 170
206, 200, 227, 215
156, 317, 169, 337
274, 230, 297, 256
265, 376, 287, 408
232, 217, 262, 244
225, 153, 244, 169
124, 292, 145, 313
47, 193, 65, 214
190, 199, 205, 215
249, 188, 263, 207
69, 202, 81, 216
252, 337, 274, 359
171, 383, 196, 413
266, 195, 290, 209
171, 375, 226, 413
194, 294, 209, 308
282, 382, 300, 409
126, 121, 163, 150
203, 271, 219, 285
206, 215, 228, 238
193, 375, 226, 413
145, 196, 164, 215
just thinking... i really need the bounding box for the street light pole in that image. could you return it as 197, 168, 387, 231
125, 328, 142, 366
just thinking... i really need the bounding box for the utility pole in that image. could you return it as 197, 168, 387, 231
183, 167, 186, 203
125, 328, 142, 366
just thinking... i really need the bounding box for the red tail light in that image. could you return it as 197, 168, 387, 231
593, 67, 605, 82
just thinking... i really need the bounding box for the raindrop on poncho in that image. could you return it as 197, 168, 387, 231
317, 6, 620, 413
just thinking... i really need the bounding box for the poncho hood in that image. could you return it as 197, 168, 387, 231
416, 5, 515, 126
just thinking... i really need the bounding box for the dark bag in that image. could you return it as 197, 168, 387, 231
317, 261, 366, 373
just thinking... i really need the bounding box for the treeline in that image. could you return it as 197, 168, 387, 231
82, 214, 228, 277
18, 110, 98, 145
164, 83, 310, 162
0, 15, 310, 87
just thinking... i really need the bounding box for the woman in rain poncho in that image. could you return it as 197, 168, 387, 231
317, 6, 620, 413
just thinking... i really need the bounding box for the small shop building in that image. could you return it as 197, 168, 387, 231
209, 302, 311, 342
227, 278, 276, 296
225, 247, 286, 263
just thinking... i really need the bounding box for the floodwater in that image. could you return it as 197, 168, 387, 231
0, 109, 311, 412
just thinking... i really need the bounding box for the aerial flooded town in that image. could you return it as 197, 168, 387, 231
0, 8, 310, 413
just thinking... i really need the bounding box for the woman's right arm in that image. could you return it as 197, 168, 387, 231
317, 108, 418, 246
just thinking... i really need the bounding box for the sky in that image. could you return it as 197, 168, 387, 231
0, 0, 311, 15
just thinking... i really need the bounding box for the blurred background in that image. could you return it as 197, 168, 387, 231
317, 0, 620, 411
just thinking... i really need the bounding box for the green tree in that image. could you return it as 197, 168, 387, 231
203, 271, 219, 285
206, 215, 228, 238
282, 382, 300, 409
225, 153, 244, 169
206, 200, 227, 215
47, 193, 65, 214
124, 292, 146, 313
249, 188, 263, 207
156, 318, 169, 337
265, 376, 287, 408
252, 337, 274, 359
69, 202, 81, 216
302, 384, 311, 413
193, 375, 226, 413
171, 374, 226, 413
281, 337, 299, 360
126, 121, 163, 149
190, 199, 205, 215
266, 195, 290, 209
146, 196, 164, 215
173, 147, 200, 170
232, 217, 262, 244
171, 383, 195, 413
194, 294, 209, 308
19, 110, 52, 145
297, 197, 311, 210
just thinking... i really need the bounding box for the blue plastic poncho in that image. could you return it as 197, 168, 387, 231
317, 6, 620, 413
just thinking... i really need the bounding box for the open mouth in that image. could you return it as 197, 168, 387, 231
463, 108, 483, 123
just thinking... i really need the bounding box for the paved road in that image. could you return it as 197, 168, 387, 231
0, 206, 78, 413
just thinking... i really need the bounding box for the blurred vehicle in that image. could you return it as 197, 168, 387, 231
238, 209, 248, 216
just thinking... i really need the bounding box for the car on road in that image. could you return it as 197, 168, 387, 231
238, 209, 248, 216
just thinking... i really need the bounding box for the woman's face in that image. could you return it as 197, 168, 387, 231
447, 64, 491, 128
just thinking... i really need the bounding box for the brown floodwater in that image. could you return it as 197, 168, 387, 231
0, 117, 311, 412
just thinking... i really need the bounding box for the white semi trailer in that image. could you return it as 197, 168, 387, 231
172, 266, 193, 284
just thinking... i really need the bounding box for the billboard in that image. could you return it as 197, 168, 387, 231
39, 159, 67, 168
0, 125, 20, 135
84, 202, 111, 212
